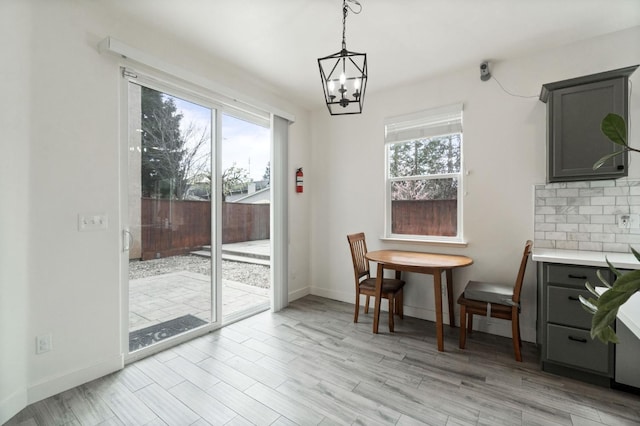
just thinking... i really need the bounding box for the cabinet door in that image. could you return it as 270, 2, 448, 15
547, 324, 612, 375
548, 77, 627, 182
547, 285, 593, 329
545, 263, 611, 289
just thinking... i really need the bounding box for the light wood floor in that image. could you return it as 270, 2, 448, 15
7, 295, 640, 425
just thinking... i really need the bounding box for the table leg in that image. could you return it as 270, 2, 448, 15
373, 263, 384, 334
433, 269, 444, 351
446, 269, 455, 327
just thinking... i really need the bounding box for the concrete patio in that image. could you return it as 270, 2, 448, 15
128, 240, 271, 344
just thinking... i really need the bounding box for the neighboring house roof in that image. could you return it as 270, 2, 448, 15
233, 187, 270, 204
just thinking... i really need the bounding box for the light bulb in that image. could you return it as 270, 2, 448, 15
339, 73, 346, 85
328, 81, 335, 92
354, 78, 361, 90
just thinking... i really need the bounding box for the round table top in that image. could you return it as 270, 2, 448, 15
365, 249, 473, 269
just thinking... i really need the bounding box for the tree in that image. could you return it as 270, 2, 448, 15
140, 86, 211, 200
262, 161, 271, 185
221, 164, 250, 201
389, 134, 460, 201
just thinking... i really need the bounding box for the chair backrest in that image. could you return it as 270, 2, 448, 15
347, 232, 370, 282
512, 240, 533, 304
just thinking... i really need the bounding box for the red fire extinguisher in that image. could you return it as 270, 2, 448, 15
296, 168, 304, 193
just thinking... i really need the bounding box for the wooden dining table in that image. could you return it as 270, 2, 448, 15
365, 249, 473, 351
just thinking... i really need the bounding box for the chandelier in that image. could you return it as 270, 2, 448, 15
317, 0, 368, 115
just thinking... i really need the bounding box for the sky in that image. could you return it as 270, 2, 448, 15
172, 97, 270, 182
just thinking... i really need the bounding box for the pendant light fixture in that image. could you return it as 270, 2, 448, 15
318, 0, 368, 115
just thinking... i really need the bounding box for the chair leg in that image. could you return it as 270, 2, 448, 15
512, 308, 522, 362
459, 304, 467, 349
388, 296, 395, 332
364, 295, 370, 314
396, 290, 404, 319
518, 312, 523, 348
467, 313, 473, 335
354, 292, 360, 323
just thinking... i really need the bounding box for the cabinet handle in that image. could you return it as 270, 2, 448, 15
567, 296, 579, 301
568, 336, 587, 343
568, 274, 587, 280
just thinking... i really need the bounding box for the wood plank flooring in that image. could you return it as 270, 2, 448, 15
7, 295, 640, 425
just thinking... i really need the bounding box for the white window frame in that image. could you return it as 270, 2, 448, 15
383, 104, 465, 246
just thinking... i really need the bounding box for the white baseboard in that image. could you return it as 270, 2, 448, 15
288, 285, 310, 302
308, 289, 536, 343
27, 354, 123, 406
0, 387, 28, 425
309, 286, 351, 304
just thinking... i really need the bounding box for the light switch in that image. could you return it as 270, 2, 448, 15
78, 213, 108, 231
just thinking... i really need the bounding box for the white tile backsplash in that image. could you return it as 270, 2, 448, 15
535, 179, 640, 253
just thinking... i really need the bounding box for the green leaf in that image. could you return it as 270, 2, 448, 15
592, 150, 625, 170
601, 113, 627, 146
591, 302, 619, 342
597, 326, 619, 344
579, 295, 597, 314
605, 257, 623, 279
631, 246, 640, 263
584, 281, 599, 298
586, 268, 640, 343
595, 269, 612, 287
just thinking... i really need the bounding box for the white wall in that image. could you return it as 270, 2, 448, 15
1, 0, 312, 421
0, 2, 31, 423
309, 26, 640, 343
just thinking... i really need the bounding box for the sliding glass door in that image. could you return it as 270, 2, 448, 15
125, 81, 215, 356
220, 113, 271, 321
122, 72, 275, 360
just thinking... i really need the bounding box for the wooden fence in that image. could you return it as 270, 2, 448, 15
139, 198, 269, 260
391, 199, 457, 237
138, 199, 453, 260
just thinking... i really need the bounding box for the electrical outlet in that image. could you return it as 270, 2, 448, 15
36, 334, 52, 354
618, 215, 630, 228
618, 214, 640, 229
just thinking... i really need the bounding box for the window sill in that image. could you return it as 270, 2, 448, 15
380, 236, 468, 248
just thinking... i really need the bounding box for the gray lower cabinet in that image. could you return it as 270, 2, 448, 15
538, 262, 614, 386
615, 319, 640, 389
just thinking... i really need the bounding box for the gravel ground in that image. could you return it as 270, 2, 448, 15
129, 255, 271, 288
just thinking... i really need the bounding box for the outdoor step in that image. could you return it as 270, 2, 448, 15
194, 244, 270, 261
190, 250, 213, 258
222, 253, 270, 267
221, 248, 270, 261
190, 250, 271, 267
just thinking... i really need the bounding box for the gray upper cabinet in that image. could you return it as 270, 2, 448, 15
540, 66, 638, 183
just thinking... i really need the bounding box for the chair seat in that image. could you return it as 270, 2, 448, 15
458, 240, 533, 363
359, 277, 405, 294
462, 280, 516, 307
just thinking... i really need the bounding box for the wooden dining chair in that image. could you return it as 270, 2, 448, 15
347, 232, 405, 331
458, 240, 533, 361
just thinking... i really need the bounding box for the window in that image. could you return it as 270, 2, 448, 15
384, 104, 463, 243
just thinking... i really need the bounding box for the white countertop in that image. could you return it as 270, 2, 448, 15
532, 248, 640, 269
535, 248, 640, 339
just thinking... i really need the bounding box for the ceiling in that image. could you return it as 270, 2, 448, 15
95, 0, 640, 110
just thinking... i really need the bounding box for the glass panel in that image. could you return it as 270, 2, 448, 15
391, 178, 458, 237
388, 134, 461, 178
127, 83, 213, 353
220, 113, 271, 321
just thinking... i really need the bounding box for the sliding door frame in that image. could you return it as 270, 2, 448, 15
118, 65, 288, 363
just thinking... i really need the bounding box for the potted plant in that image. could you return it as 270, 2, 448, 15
579, 113, 640, 343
